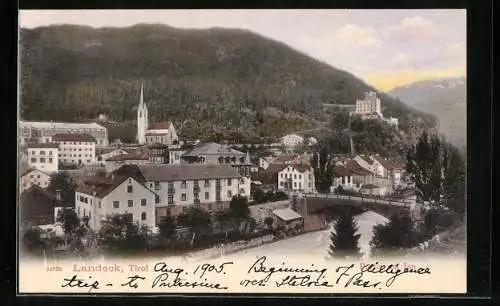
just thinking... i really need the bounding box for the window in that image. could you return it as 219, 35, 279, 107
141, 212, 146, 220
280, 182, 284, 186
40, 158, 46, 163
294, 182, 297, 187
194, 192, 199, 199
30, 158, 36, 163
49, 151, 53, 155
227, 179, 232, 186
240, 188, 245, 194
128, 200, 133, 207
208, 203, 212, 210
113, 201, 119, 208
294, 174, 297, 179
168, 195, 173, 204
155, 195, 160, 204
141, 199, 146, 206
280, 173, 283, 178
98, 201, 101, 209
37, 175, 40, 179
181, 181, 187, 189
154, 182, 160, 190
40, 151, 45, 155
204, 180, 210, 187
48, 158, 53, 163
299, 174, 302, 179
181, 193, 187, 201
205, 192, 209, 200
83, 209, 86, 217
227, 190, 232, 198
127, 185, 133, 193
309, 174, 312, 180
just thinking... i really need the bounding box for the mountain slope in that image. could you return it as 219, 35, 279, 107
20, 24, 437, 142
388, 77, 466, 147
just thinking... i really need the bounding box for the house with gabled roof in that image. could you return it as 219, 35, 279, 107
20, 185, 61, 228
74, 171, 157, 230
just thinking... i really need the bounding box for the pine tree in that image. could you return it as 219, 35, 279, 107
328, 212, 362, 258
310, 146, 333, 193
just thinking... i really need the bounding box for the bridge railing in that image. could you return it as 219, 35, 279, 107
307, 192, 411, 207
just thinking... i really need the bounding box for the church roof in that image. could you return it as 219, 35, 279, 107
148, 122, 171, 130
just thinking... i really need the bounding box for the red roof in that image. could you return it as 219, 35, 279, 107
76, 173, 153, 199
26, 143, 60, 149
148, 122, 171, 130
372, 155, 403, 170
106, 153, 149, 161
345, 160, 374, 176
52, 133, 97, 143
332, 166, 352, 177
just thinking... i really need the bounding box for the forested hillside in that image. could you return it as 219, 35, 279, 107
20, 24, 437, 142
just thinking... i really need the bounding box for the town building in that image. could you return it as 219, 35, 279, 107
20, 169, 51, 193
104, 151, 149, 172
180, 142, 253, 177
26, 143, 59, 173
52, 133, 97, 167
277, 163, 315, 193
136, 164, 251, 222
20, 185, 61, 228
272, 207, 304, 231
360, 183, 388, 196
280, 133, 304, 148
75, 173, 157, 230
355, 91, 382, 117
135, 83, 179, 146
96, 147, 137, 165
145, 122, 179, 146
19, 121, 108, 147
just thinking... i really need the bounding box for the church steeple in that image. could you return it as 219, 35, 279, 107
137, 81, 148, 145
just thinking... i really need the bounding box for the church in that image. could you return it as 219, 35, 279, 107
136, 83, 179, 146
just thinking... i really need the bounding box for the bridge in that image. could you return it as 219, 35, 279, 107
291, 193, 420, 220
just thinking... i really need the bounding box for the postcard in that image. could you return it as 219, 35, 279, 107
17, 9, 467, 294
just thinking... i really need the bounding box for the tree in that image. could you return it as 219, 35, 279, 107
370, 212, 419, 256
47, 172, 77, 207
158, 216, 177, 240
251, 183, 266, 204
328, 212, 362, 258
405, 132, 443, 204
22, 227, 46, 256
98, 214, 149, 253
177, 207, 212, 244
264, 217, 274, 229
442, 143, 466, 216
310, 146, 333, 193
229, 195, 250, 233
56, 208, 80, 236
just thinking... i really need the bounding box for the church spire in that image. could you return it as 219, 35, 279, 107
139, 82, 144, 106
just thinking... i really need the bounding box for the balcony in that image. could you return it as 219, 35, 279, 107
168, 187, 175, 194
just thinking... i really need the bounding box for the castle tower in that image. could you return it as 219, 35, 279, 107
137, 82, 148, 145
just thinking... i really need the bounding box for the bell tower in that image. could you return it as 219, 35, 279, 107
136, 82, 148, 145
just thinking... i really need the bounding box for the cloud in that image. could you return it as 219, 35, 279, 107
333, 24, 381, 47
383, 16, 435, 42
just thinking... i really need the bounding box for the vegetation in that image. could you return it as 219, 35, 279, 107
229, 195, 250, 233
310, 146, 333, 193
370, 213, 423, 256
250, 183, 288, 204
328, 212, 362, 258
47, 172, 77, 207
56, 208, 80, 236
406, 132, 466, 215
97, 215, 150, 253
20, 24, 436, 142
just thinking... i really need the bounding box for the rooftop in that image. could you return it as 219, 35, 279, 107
20, 121, 106, 130
137, 164, 242, 181
148, 122, 172, 130
52, 133, 97, 143
182, 142, 245, 157
26, 143, 60, 149
272, 207, 303, 222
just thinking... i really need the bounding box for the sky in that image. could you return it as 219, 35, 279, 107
19, 10, 466, 91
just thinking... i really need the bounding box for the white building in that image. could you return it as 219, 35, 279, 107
20, 169, 51, 193
19, 121, 108, 147
75, 174, 157, 231
137, 164, 251, 222
277, 163, 315, 193
355, 91, 382, 117
280, 134, 304, 148
96, 148, 137, 165
135, 82, 179, 146
52, 133, 97, 166
145, 122, 179, 146
26, 143, 59, 173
